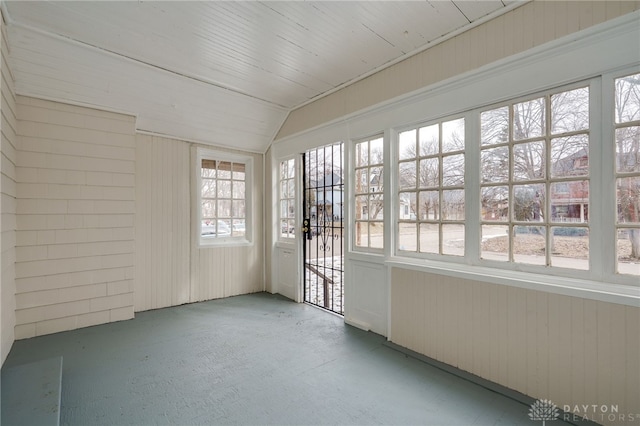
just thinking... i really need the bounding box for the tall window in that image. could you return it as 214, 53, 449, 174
279, 158, 296, 240
480, 86, 590, 269
397, 118, 465, 256
354, 136, 384, 250
615, 73, 640, 276
198, 149, 251, 245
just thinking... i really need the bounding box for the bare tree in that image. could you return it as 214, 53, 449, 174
615, 74, 640, 258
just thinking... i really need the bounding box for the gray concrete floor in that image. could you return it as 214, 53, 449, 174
3, 292, 573, 426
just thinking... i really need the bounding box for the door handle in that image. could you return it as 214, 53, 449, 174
303, 219, 312, 240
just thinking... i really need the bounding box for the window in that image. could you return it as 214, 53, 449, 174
615, 73, 640, 276
480, 86, 590, 270
397, 117, 465, 256
197, 149, 252, 245
353, 136, 384, 250
279, 158, 296, 239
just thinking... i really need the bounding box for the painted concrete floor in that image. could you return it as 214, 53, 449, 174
3, 292, 574, 426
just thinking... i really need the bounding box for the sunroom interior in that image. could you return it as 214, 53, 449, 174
0, 1, 639, 425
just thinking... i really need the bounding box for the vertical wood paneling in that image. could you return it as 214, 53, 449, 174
596, 301, 613, 408
1, 14, 18, 364
609, 304, 626, 410
625, 305, 640, 417
134, 134, 190, 312
570, 298, 585, 406
582, 299, 598, 405
535, 291, 549, 398
390, 268, 639, 426
276, 1, 640, 140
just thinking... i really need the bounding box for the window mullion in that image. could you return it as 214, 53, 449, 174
595, 74, 614, 279
466, 111, 481, 264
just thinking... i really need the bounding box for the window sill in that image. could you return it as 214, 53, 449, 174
199, 238, 253, 248
386, 256, 640, 307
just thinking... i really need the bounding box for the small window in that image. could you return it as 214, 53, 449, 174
197, 149, 252, 246
353, 136, 384, 250
279, 158, 296, 240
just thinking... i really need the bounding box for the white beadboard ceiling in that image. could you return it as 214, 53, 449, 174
3, 1, 522, 152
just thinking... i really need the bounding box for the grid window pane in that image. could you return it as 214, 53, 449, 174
481, 225, 509, 261
615, 73, 640, 124
370, 138, 384, 165
398, 222, 418, 252
399, 162, 416, 189
617, 177, 640, 224
419, 124, 439, 156
418, 191, 439, 221
550, 227, 589, 270
551, 135, 589, 178
442, 154, 464, 186
551, 181, 589, 223
481, 87, 590, 270
370, 222, 384, 249
200, 154, 249, 242
398, 117, 465, 256
513, 226, 546, 265
551, 87, 590, 134
481, 186, 509, 222
399, 130, 417, 160
279, 159, 296, 239
618, 228, 640, 275
481, 147, 509, 183
442, 118, 465, 153
419, 223, 439, 254
354, 136, 384, 250
355, 141, 369, 167
513, 141, 545, 181
217, 180, 231, 198
615, 74, 640, 276
442, 189, 465, 221
481, 106, 509, 146
513, 97, 545, 140
418, 158, 439, 188
616, 126, 640, 173
442, 224, 464, 256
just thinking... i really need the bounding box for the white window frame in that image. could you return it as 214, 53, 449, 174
351, 134, 385, 253
612, 70, 640, 276
278, 157, 296, 241
395, 116, 466, 258
477, 81, 592, 271
196, 148, 253, 247
272, 13, 640, 303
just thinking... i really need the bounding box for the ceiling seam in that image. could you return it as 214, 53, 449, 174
289, 0, 530, 112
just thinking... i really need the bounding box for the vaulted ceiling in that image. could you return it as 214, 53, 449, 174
3, 1, 523, 152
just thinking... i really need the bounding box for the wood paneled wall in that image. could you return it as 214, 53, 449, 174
1, 14, 18, 363
189, 148, 264, 301
276, 1, 640, 139
135, 134, 264, 311
14, 97, 136, 338
390, 268, 639, 425
134, 135, 190, 311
